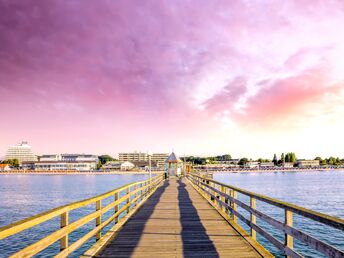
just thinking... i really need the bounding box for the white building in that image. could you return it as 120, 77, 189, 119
152, 153, 169, 168
34, 154, 99, 171
259, 162, 275, 168
245, 161, 259, 168
118, 151, 168, 168
119, 152, 148, 162
121, 161, 135, 171
5, 141, 38, 163
297, 160, 320, 168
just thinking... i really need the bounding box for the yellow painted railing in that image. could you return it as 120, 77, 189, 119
0, 174, 165, 257
188, 173, 344, 258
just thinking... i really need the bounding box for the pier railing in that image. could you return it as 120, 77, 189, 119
0, 174, 164, 257
188, 173, 344, 258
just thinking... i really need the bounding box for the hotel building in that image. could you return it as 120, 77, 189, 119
118, 152, 168, 168
34, 154, 99, 171
296, 160, 320, 168
119, 152, 148, 162
5, 141, 38, 163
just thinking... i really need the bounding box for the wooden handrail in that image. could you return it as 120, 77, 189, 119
188, 173, 344, 258
0, 174, 165, 257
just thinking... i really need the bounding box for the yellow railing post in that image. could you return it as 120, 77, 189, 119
114, 192, 119, 223
96, 200, 102, 241
250, 197, 256, 240
221, 185, 226, 212
134, 184, 137, 206
230, 189, 237, 223
60, 211, 69, 251
285, 209, 293, 257
126, 186, 130, 214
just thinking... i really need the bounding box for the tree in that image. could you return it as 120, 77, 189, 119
291, 153, 297, 164
238, 158, 248, 166
2, 159, 19, 167
98, 155, 115, 165
272, 154, 278, 165
281, 153, 285, 163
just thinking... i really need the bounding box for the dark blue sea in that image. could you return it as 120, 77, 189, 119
0, 171, 343, 257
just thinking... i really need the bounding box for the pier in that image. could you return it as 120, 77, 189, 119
0, 174, 343, 257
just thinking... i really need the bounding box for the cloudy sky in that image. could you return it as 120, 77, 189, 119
1, 0, 344, 158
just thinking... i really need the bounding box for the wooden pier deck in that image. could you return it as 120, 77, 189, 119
96, 178, 262, 258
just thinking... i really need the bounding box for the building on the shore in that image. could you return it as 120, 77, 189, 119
0, 164, 11, 172
259, 162, 275, 168
152, 153, 169, 168
245, 161, 259, 168
296, 159, 320, 168
24, 154, 99, 171
5, 141, 38, 163
121, 161, 135, 171
118, 151, 168, 169
102, 161, 121, 170
283, 162, 294, 168
34, 161, 97, 171
119, 152, 148, 162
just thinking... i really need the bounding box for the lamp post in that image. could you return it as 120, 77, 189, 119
148, 151, 152, 190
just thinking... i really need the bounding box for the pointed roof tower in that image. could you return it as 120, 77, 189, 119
166, 152, 182, 163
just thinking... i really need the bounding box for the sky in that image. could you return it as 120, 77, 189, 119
1, 0, 344, 159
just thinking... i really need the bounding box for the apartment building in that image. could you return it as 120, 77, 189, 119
5, 141, 38, 163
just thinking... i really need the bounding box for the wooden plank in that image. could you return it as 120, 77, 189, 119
96, 178, 264, 258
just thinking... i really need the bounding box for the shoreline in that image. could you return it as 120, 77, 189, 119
197, 168, 344, 173
0, 168, 344, 175
0, 170, 164, 175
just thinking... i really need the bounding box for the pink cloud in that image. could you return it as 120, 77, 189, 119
1, 0, 344, 155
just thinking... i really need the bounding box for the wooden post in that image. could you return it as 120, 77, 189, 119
126, 186, 130, 214
250, 197, 256, 240
60, 211, 68, 251
134, 184, 137, 206
230, 189, 237, 223
221, 185, 226, 212
114, 192, 119, 223
96, 200, 102, 241
285, 209, 293, 257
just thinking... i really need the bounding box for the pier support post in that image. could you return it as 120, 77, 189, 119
126, 186, 130, 214
114, 192, 119, 223
285, 209, 293, 257
230, 189, 237, 223
250, 197, 256, 240
221, 186, 226, 212
60, 211, 69, 251
96, 200, 102, 241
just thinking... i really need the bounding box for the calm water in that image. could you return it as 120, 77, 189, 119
214, 170, 344, 258
0, 172, 343, 257
0, 174, 150, 257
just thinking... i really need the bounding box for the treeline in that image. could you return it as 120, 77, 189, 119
183, 154, 232, 165
315, 156, 342, 166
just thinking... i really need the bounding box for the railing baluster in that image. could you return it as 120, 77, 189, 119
114, 192, 119, 223
230, 189, 237, 223
285, 209, 293, 257
134, 184, 137, 206
250, 197, 257, 240
126, 186, 130, 214
221, 185, 226, 212
96, 200, 102, 241
60, 210, 69, 251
